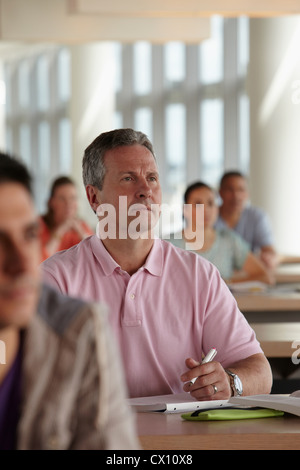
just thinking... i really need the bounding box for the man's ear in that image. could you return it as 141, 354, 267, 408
85, 185, 101, 213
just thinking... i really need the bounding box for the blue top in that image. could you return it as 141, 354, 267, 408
0, 340, 22, 450
168, 229, 250, 280
215, 205, 274, 253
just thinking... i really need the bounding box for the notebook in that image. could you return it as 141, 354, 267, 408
128, 392, 231, 413
128, 390, 300, 416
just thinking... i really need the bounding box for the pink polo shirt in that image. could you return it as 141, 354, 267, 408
41, 235, 262, 398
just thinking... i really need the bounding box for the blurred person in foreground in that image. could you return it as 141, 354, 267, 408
42, 128, 272, 402
0, 153, 139, 450
39, 176, 94, 261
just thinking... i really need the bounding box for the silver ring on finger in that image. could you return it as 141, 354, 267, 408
212, 384, 218, 394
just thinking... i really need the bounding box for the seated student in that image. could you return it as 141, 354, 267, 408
215, 171, 278, 270
39, 176, 94, 261
42, 128, 272, 402
169, 181, 273, 285
0, 154, 139, 450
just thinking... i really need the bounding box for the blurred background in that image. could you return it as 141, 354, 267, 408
0, 1, 300, 255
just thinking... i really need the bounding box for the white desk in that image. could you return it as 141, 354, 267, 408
250, 322, 300, 357
235, 288, 300, 323
275, 263, 300, 284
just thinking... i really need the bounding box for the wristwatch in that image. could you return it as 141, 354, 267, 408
225, 369, 243, 396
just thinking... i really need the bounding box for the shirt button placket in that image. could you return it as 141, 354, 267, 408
123, 277, 141, 326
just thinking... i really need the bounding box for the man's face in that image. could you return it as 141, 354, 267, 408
219, 176, 248, 212
0, 183, 41, 329
89, 144, 162, 239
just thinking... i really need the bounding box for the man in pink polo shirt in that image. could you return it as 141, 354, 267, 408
42, 128, 272, 400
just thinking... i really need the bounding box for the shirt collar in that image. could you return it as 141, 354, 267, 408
90, 235, 163, 277
90, 235, 120, 276
143, 238, 163, 276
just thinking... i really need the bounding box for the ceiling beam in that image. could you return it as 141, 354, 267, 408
1, 0, 299, 45
69, 0, 300, 18
0, 0, 210, 43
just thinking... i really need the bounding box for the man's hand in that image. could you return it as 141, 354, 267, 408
181, 353, 273, 400
181, 357, 231, 401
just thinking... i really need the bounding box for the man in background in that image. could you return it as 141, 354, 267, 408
216, 171, 278, 270
0, 153, 139, 450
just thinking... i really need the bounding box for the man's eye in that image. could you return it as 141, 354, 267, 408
25, 229, 39, 241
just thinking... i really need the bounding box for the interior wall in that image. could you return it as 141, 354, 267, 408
248, 16, 300, 255
70, 42, 116, 228
0, 61, 7, 150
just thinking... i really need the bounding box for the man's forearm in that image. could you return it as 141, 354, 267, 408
225, 353, 273, 396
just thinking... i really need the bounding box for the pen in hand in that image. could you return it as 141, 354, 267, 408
190, 348, 217, 384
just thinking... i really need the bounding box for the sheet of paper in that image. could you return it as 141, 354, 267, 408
228, 281, 268, 293
229, 393, 300, 417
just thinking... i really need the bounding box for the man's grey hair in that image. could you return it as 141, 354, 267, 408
82, 128, 156, 190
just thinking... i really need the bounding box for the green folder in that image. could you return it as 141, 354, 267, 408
181, 406, 284, 421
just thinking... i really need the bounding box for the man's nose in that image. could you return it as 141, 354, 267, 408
4, 243, 29, 276
136, 180, 152, 198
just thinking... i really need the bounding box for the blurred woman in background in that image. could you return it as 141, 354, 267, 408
40, 176, 94, 260
169, 181, 273, 285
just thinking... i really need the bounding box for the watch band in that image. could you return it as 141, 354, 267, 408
225, 369, 243, 396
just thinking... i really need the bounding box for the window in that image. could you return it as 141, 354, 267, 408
114, 16, 249, 232
4, 18, 249, 226
164, 42, 186, 85
114, 18, 249, 188
19, 123, 31, 166
165, 104, 186, 188
133, 42, 152, 95
134, 107, 152, 141
18, 61, 30, 109
36, 55, 50, 112
4, 46, 71, 213
200, 99, 224, 183
200, 16, 223, 84
58, 118, 72, 174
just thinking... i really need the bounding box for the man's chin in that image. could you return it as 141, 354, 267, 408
0, 291, 39, 329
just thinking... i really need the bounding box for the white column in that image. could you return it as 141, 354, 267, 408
0, 62, 7, 149
248, 17, 300, 255
69, 42, 116, 227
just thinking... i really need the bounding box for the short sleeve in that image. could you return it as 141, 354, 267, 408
252, 210, 274, 250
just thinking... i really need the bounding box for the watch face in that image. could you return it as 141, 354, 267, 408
234, 375, 243, 394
